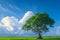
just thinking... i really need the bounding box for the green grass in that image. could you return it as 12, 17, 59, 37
0, 36, 60, 40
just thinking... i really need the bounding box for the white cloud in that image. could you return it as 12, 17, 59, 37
18, 11, 34, 34
19, 11, 33, 24
0, 16, 20, 31
0, 11, 34, 35
6, 26, 14, 31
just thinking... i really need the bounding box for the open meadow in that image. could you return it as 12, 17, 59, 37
0, 36, 60, 40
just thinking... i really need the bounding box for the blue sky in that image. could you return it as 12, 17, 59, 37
0, 0, 60, 36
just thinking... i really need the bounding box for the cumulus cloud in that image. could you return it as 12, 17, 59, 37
19, 11, 33, 24
19, 11, 34, 34
0, 16, 19, 31
0, 11, 34, 35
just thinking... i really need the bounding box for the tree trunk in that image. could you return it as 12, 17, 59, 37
37, 33, 43, 39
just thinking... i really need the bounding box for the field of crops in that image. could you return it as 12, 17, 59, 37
0, 36, 60, 40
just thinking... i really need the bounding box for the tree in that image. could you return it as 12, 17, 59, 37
22, 12, 55, 39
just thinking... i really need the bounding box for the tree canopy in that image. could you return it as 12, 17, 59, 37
22, 12, 55, 39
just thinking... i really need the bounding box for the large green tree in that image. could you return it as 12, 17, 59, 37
22, 12, 55, 39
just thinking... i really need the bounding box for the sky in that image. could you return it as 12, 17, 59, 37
0, 0, 60, 36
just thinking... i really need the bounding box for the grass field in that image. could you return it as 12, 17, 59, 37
0, 36, 60, 40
